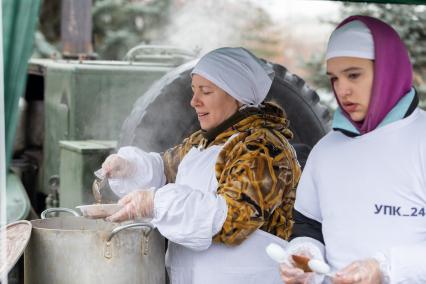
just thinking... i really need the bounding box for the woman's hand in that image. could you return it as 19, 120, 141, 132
279, 263, 316, 284
279, 239, 325, 284
102, 154, 135, 178
106, 189, 155, 222
332, 259, 381, 284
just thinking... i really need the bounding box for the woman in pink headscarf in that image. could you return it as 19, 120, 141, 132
279, 15, 426, 284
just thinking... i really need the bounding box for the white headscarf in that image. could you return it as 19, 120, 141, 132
325, 20, 375, 60
191, 47, 275, 107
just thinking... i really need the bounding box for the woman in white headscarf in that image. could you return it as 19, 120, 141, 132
101, 47, 301, 284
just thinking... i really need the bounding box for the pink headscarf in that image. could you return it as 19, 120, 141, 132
330, 15, 413, 134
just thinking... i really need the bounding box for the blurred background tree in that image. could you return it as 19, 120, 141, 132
34, 0, 171, 59
33, 0, 279, 60
304, 3, 426, 109
92, 0, 170, 59
33, 1, 426, 108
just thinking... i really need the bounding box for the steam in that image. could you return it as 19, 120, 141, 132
154, 0, 267, 56
119, 0, 340, 151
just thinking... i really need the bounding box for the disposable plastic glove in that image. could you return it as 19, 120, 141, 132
332, 258, 381, 284
279, 240, 325, 284
280, 263, 316, 284
333, 259, 382, 284
102, 154, 135, 178
106, 188, 155, 222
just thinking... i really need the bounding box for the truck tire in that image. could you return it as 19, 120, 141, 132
118, 59, 331, 153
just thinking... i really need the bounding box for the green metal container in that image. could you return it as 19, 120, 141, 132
28, 48, 193, 196
59, 140, 116, 209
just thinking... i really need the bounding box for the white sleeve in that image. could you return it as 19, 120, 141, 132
108, 146, 166, 197
150, 183, 228, 251
386, 243, 426, 283
294, 151, 322, 223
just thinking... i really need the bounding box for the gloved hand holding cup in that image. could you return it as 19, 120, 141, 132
102, 154, 135, 178
266, 239, 328, 284
106, 187, 156, 222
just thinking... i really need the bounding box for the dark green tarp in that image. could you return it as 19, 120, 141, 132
3, 0, 41, 168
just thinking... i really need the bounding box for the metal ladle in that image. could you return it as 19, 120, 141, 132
92, 169, 107, 204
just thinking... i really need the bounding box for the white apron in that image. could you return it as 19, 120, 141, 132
166, 136, 287, 284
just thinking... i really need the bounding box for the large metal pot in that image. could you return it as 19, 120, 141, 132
24, 208, 165, 284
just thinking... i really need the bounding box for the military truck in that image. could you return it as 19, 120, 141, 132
10, 44, 330, 221
7, 0, 425, 231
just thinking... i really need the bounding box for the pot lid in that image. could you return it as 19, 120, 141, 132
0, 220, 32, 277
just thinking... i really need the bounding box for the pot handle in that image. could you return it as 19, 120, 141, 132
41, 207, 80, 219
107, 222, 154, 242
104, 222, 154, 258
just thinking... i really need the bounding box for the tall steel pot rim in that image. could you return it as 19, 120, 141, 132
38, 207, 154, 238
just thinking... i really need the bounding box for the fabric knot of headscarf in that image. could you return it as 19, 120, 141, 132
191, 47, 275, 107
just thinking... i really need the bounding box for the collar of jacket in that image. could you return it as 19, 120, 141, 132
201, 106, 260, 143
333, 88, 419, 137
199, 102, 292, 148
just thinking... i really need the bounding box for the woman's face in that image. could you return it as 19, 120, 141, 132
327, 57, 374, 122
191, 74, 240, 131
